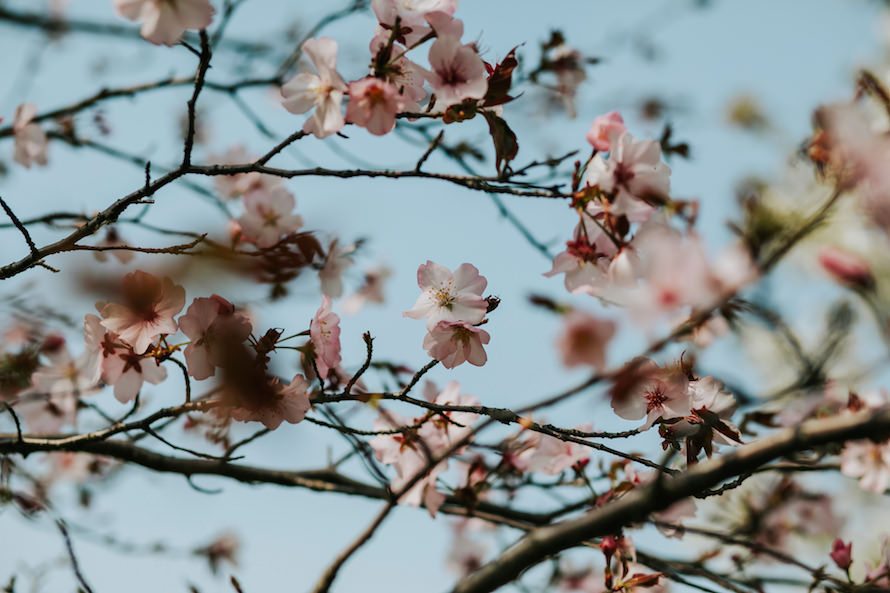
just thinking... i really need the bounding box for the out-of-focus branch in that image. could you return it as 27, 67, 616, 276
449, 407, 890, 593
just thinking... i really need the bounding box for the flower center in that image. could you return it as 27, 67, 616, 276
645, 387, 668, 413
432, 281, 456, 309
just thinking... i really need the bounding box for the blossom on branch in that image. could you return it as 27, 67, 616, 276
404, 261, 488, 330
237, 186, 304, 249
841, 439, 890, 493
424, 16, 488, 108
12, 103, 48, 169
585, 110, 626, 153
423, 320, 490, 368
346, 77, 406, 136
179, 295, 252, 380
228, 374, 311, 430
309, 295, 342, 379
112, 0, 215, 46
585, 132, 671, 222
556, 311, 616, 371
99, 271, 186, 355
281, 37, 348, 139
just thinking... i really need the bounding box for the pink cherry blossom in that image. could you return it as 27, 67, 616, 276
840, 439, 890, 493
446, 531, 488, 578
586, 111, 626, 152
369, 409, 416, 465
425, 381, 480, 451
228, 374, 311, 430
370, 0, 457, 47
389, 444, 448, 517
346, 77, 406, 136
610, 359, 691, 429
818, 246, 873, 287
372, 0, 457, 30
544, 215, 620, 296
102, 340, 168, 403
15, 390, 77, 433
281, 37, 347, 139
518, 424, 592, 475
557, 311, 616, 371
423, 320, 490, 368
179, 295, 252, 380
237, 186, 303, 249
112, 0, 214, 46
426, 34, 488, 108
623, 221, 717, 323
209, 145, 282, 199
369, 408, 449, 516
310, 295, 341, 379
12, 103, 48, 169
319, 239, 355, 298
99, 271, 186, 354
92, 227, 135, 264
404, 261, 488, 330
585, 133, 671, 222
30, 344, 101, 401
343, 265, 392, 314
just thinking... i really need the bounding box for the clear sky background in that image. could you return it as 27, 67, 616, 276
0, 1, 886, 592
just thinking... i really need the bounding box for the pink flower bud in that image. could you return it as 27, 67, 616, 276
585, 111, 626, 152
830, 538, 853, 570
818, 246, 873, 288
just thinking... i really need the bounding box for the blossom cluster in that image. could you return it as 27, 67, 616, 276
9, 270, 338, 432
403, 261, 492, 368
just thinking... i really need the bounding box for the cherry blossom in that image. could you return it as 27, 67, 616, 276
556, 311, 616, 370
209, 145, 282, 199
610, 358, 691, 429
389, 444, 448, 516
840, 439, 890, 493
343, 265, 392, 314
423, 320, 490, 368
12, 103, 48, 168
425, 25, 488, 108
369, 382, 478, 515
310, 295, 341, 379
586, 111, 626, 152
370, 0, 457, 47
446, 531, 488, 578
346, 77, 406, 136
369, 408, 449, 516
544, 214, 620, 296
425, 381, 480, 451
369, 408, 417, 465
30, 344, 101, 401
102, 340, 168, 403
622, 221, 717, 323
585, 132, 671, 222
404, 261, 488, 330
518, 424, 592, 475
319, 239, 355, 298
99, 271, 185, 354
237, 186, 304, 249
179, 295, 252, 380
376, 50, 428, 111
112, 0, 215, 46
228, 374, 311, 430
92, 227, 134, 264
281, 37, 347, 139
